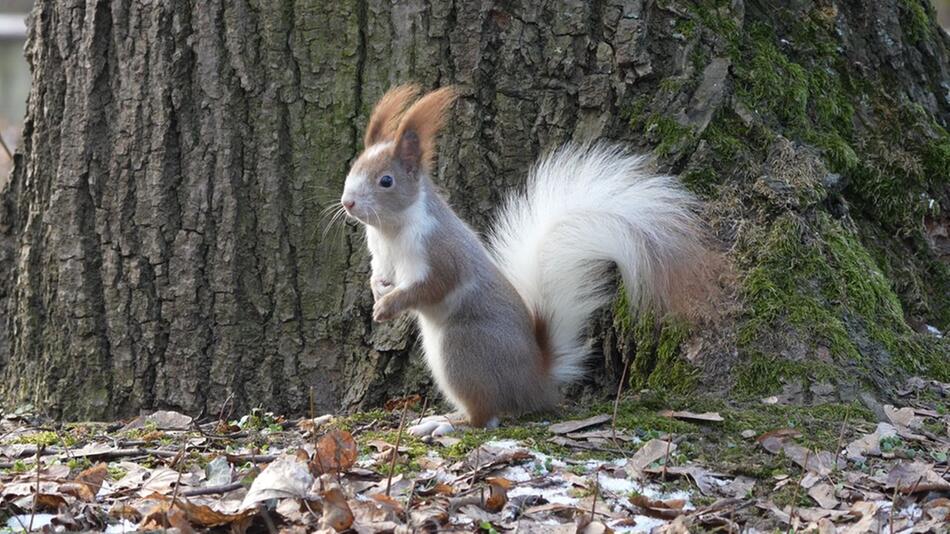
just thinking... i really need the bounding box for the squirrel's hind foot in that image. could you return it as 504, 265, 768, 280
408, 412, 499, 438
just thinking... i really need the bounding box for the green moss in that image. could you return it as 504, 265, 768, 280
736, 210, 950, 394
615, 294, 698, 395
443, 423, 565, 461
737, 214, 860, 365
630, 113, 698, 160
900, 0, 932, 43
734, 353, 840, 398
6, 431, 63, 447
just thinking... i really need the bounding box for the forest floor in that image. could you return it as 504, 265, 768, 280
0, 378, 948, 533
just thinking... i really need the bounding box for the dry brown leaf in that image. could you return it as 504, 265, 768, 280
384, 394, 422, 412
58, 482, 95, 502
884, 404, 924, 429
626, 438, 676, 479
807, 482, 838, 509
320, 487, 355, 531
122, 410, 194, 431
139, 492, 256, 528
548, 414, 611, 434
643, 465, 728, 495
67, 462, 108, 501
312, 430, 358, 475
885, 461, 950, 493
108, 502, 142, 521
845, 422, 897, 461
629, 494, 686, 519
241, 455, 314, 510
757, 429, 841, 475
484, 477, 511, 512
463, 443, 532, 471
659, 410, 724, 422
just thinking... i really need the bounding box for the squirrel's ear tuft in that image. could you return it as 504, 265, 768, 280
364, 84, 421, 148
394, 86, 457, 174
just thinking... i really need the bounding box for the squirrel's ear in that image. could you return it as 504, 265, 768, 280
394, 86, 457, 174
364, 84, 420, 148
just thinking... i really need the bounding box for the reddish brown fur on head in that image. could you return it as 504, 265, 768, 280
394, 86, 457, 174
364, 84, 420, 148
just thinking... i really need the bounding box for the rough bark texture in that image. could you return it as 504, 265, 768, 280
0, 0, 948, 419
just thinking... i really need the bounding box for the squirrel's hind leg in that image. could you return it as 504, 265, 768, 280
407, 410, 499, 438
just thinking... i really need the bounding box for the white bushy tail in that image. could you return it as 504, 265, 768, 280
488, 143, 710, 385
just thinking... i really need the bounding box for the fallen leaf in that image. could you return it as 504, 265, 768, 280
642, 465, 728, 495
121, 410, 194, 431
845, 422, 897, 461
463, 443, 532, 471
320, 487, 354, 531
626, 439, 676, 479
841, 501, 881, 534
384, 394, 422, 412
312, 430, 358, 475
241, 455, 314, 509
884, 461, 950, 493
758, 429, 841, 475
484, 479, 509, 513
659, 410, 724, 422
807, 482, 838, 509
884, 405, 923, 429
548, 415, 612, 434
629, 495, 685, 519
139, 492, 256, 528
721, 475, 756, 498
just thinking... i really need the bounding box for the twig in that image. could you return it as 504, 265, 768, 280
611, 359, 631, 459
787, 449, 810, 534
832, 406, 850, 469
890, 477, 901, 534
226, 453, 277, 464
29, 445, 43, 533
589, 475, 599, 520
662, 434, 673, 482
386, 397, 411, 497
181, 482, 244, 497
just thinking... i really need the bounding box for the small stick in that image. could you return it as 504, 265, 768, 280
29, 445, 43, 533
832, 406, 850, 469
386, 397, 411, 497
611, 359, 631, 458
589, 476, 599, 519
662, 434, 673, 482
889, 477, 901, 534
181, 482, 243, 497
418, 395, 429, 422
788, 449, 810, 534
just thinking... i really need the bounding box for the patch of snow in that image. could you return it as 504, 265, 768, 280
6, 514, 55, 532
104, 520, 140, 534
611, 515, 667, 533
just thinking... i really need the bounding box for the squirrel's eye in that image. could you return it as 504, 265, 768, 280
379, 175, 394, 188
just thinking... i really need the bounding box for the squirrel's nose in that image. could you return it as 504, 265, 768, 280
342, 199, 355, 210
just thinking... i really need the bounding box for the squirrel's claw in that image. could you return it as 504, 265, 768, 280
372, 295, 397, 322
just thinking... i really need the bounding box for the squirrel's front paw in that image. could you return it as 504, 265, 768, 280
373, 294, 398, 322
371, 276, 394, 299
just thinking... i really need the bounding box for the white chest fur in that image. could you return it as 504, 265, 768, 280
365, 192, 434, 288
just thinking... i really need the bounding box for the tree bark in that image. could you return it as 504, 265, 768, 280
1, 0, 948, 419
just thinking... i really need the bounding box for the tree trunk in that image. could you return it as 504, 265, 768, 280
1, 0, 948, 420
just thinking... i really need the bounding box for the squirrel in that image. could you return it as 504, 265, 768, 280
340, 85, 714, 435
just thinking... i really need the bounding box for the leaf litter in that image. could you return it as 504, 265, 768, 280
0, 381, 947, 532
